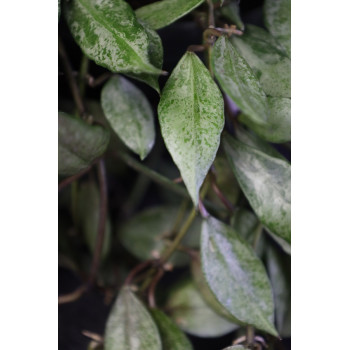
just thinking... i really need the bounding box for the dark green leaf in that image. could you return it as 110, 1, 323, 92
165, 278, 238, 337
104, 286, 161, 350
221, 1, 244, 30
231, 25, 290, 98
78, 181, 112, 261
58, 112, 109, 176
223, 134, 291, 244
64, 0, 162, 75
158, 52, 225, 205
201, 216, 278, 336
136, 0, 204, 30
266, 244, 291, 337
119, 206, 201, 267
212, 36, 268, 126
150, 309, 193, 350
101, 76, 155, 160
264, 0, 291, 57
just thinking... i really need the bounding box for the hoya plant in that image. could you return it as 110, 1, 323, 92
58, 0, 291, 349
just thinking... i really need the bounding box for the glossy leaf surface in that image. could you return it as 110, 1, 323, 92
101, 76, 155, 160
166, 278, 238, 337
231, 25, 290, 98
104, 286, 161, 350
264, 0, 291, 57
64, 0, 162, 75
212, 36, 268, 126
223, 134, 291, 243
136, 0, 204, 30
150, 309, 193, 350
58, 112, 109, 176
201, 216, 277, 336
119, 206, 201, 267
158, 52, 224, 205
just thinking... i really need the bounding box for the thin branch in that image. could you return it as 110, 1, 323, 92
148, 268, 164, 308
58, 285, 86, 305
87, 72, 113, 88
207, 0, 215, 28
124, 260, 153, 286
58, 164, 94, 192
211, 177, 235, 213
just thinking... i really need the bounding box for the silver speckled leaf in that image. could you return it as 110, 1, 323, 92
212, 36, 268, 126
101, 76, 155, 160
200, 216, 278, 336
58, 112, 109, 176
158, 52, 224, 205
104, 286, 161, 350
64, 0, 162, 75
150, 309, 193, 350
264, 0, 291, 57
136, 0, 204, 30
223, 134, 291, 244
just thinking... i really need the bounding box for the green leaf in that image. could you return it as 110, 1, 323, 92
200, 216, 278, 336
239, 97, 291, 143
223, 134, 291, 244
58, 0, 61, 21
264, 0, 291, 57
212, 36, 268, 126
158, 52, 225, 205
126, 21, 163, 93
222, 346, 246, 350
136, 0, 204, 30
221, 1, 244, 30
231, 25, 291, 98
63, 0, 162, 75
77, 181, 112, 261
119, 206, 201, 267
165, 278, 238, 337
266, 230, 291, 255
266, 244, 291, 337
150, 309, 193, 350
101, 76, 155, 160
104, 286, 162, 350
58, 112, 109, 176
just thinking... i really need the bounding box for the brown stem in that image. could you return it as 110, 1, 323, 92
211, 175, 235, 213
246, 325, 255, 346
124, 259, 153, 286
87, 72, 113, 88
58, 285, 86, 304
207, 0, 215, 28
148, 268, 164, 308
58, 164, 94, 192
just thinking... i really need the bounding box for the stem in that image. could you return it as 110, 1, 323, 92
169, 199, 189, 237
78, 54, 90, 100
246, 325, 255, 346
148, 269, 164, 308
124, 260, 153, 286
58, 164, 94, 192
58, 285, 86, 305
211, 174, 235, 213
252, 223, 263, 251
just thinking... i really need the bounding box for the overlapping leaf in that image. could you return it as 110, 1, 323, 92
101, 76, 155, 160
58, 112, 109, 176
201, 216, 278, 336
136, 0, 204, 30
64, 0, 162, 75
104, 286, 161, 350
220, 0, 244, 30
223, 134, 291, 244
158, 52, 224, 205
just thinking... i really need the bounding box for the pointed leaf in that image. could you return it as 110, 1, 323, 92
104, 286, 162, 350
212, 36, 268, 126
63, 0, 162, 75
58, 112, 109, 176
101, 76, 155, 160
200, 216, 278, 336
266, 230, 291, 255
119, 206, 201, 267
231, 25, 290, 98
264, 0, 291, 57
221, 1, 244, 30
158, 52, 224, 205
150, 309, 193, 350
166, 278, 238, 337
136, 0, 204, 30
223, 134, 291, 243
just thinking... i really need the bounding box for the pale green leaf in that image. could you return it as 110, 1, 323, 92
212, 36, 268, 126
101, 75, 155, 160
266, 244, 291, 337
58, 112, 109, 176
104, 286, 162, 350
166, 278, 238, 337
201, 216, 278, 336
266, 229, 291, 255
78, 181, 112, 261
119, 206, 201, 267
63, 0, 162, 75
223, 134, 291, 243
150, 309, 193, 350
136, 0, 204, 30
264, 0, 291, 57
158, 52, 224, 205
221, 0, 244, 30
231, 25, 290, 98
222, 346, 246, 350
239, 97, 291, 143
